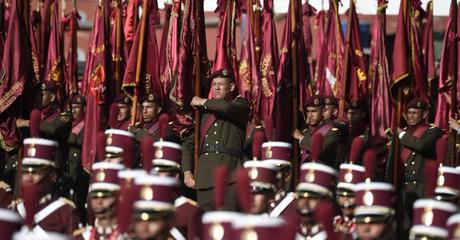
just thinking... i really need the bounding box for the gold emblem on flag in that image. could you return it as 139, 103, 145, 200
422, 206, 434, 226
241, 229, 258, 240
155, 148, 164, 159
345, 171, 353, 183
27, 145, 36, 157
96, 170, 105, 182
249, 168, 258, 180
141, 186, 154, 201
306, 170, 315, 182
363, 190, 374, 206
210, 223, 224, 240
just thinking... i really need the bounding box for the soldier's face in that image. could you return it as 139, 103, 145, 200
117, 104, 130, 121
134, 219, 169, 240
71, 104, 84, 120
337, 195, 355, 217
406, 108, 426, 126
90, 195, 117, 217
250, 193, 272, 214
305, 107, 324, 126
37, 90, 55, 109
347, 109, 366, 126
296, 197, 321, 222
323, 105, 337, 120
212, 77, 234, 100
21, 169, 50, 185
141, 102, 160, 123
356, 222, 387, 240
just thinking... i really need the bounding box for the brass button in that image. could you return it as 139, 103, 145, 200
412, 152, 416, 156
215, 141, 219, 144
411, 161, 415, 165
73, 153, 78, 157
205, 134, 208, 138
214, 131, 217, 135
205, 153, 209, 156
214, 123, 218, 127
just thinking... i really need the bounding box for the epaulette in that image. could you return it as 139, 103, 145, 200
0, 181, 11, 192
73, 226, 89, 237
59, 197, 76, 208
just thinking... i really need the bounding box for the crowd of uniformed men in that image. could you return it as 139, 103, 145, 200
1, 67, 460, 240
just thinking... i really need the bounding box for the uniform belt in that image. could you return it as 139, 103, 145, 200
200, 145, 242, 158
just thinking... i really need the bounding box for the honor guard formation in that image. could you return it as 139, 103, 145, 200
0, 0, 459, 239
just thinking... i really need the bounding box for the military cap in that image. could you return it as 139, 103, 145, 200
354, 182, 395, 224
243, 161, 278, 193
232, 215, 285, 240
22, 138, 58, 170
118, 169, 147, 187
261, 141, 292, 167
324, 96, 338, 107
13, 230, 71, 240
113, 93, 132, 105
37, 81, 56, 92
140, 94, 162, 105
0, 208, 22, 240
337, 163, 366, 196
89, 162, 124, 197
104, 129, 135, 166
434, 166, 460, 201
346, 99, 366, 111
202, 212, 242, 240
210, 68, 235, 81
304, 95, 325, 108
296, 162, 337, 198
447, 213, 460, 239
410, 199, 457, 239
406, 98, 429, 111
133, 175, 179, 218
70, 94, 86, 105
151, 141, 182, 173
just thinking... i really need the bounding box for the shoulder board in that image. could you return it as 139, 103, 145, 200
59, 197, 76, 208
73, 227, 89, 237
331, 128, 339, 131
0, 181, 11, 192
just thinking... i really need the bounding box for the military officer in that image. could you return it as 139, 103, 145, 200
73, 162, 124, 240
12, 137, 79, 235
109, 93, 132, 131
129, 94, 163, 141
346, 100, 369, 148
409, 199, 456, 239
182, 67, 250, 211
66, 94, 89, 222
293, 95, 347, 169
394, 98, 442, 236
323, 95, 339, 122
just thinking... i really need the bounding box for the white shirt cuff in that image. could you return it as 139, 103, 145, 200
398, 131, 406, 139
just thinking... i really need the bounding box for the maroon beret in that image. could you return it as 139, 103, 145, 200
211, 68, 235, 81
406, 98, 429, 111
304, 95, 325, 108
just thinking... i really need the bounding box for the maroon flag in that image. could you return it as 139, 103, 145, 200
302, 2, 315, 82
40, 0, 52, 75
257, 0, 278, 140
122, 0, 163, 102
369, 0, 392, 144
315, 0, 344, 98
123, 0, 140, 54
109, 0, 127, 103
341, 0, 368, 103
81, 2, 110, 171
422, 0, 435, 92
0, 0, 33, 151
43, 0, 66, 109
314, 10, 326, 85
169, 0, 209, 135
238, 0, 259, 109
160, 0, 181, 98
434, 0, 459, 129
62, 8, 80, 94
159, 3, 172, 93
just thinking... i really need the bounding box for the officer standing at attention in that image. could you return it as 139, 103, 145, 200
182, 67, 250, 211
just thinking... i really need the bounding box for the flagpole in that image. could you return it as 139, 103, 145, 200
193, 0, 202, 171
114, 0, 122, 95
340, 0, 354, 119
130, 0, 148, 125
290, 0, 300, 186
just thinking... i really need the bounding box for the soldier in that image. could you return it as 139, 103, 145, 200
409, 199, 456, 239
433, 165, 460, 203
13, 138, 80, 235
323, 95, 339, 122
129, 94, 163, 141
293, 95, 347, 169
132, 175, 182, 240
346, 100, 369, 148
243, 160, 278, 215
295, 161, 337, 239
354, 182, 396, 240
394, 98, 442, 235
182, 67, 250, 211
66, 94, 88, 222
104, 129, 136, 168
109, 93, 132, 131
73, 162, 124, 240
